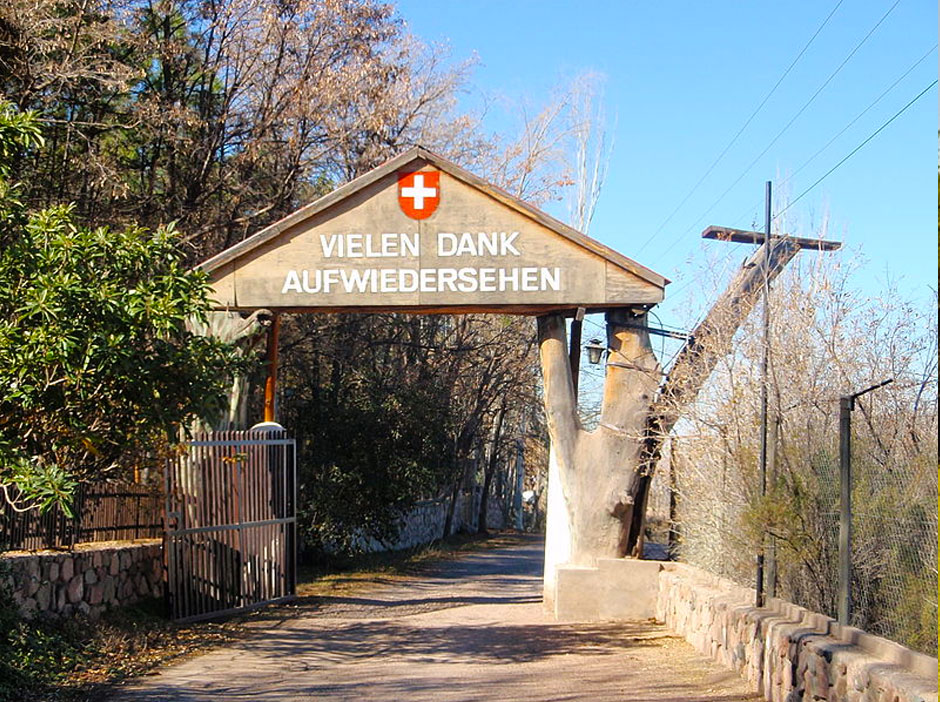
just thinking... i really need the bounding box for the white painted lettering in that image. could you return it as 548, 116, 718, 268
457, 267, 478, 292
341, 269, 371, 293
375, 233, 397, 257
438, 232, 458, 256
282, 270, 302, 294
438, 268, 458, 292
417, 268, 433, 292
346, 234, 363, 257
399, 269, 418, 292
542, 267, 561, 291
379, 269, 396, 293
455, 233, 476, 257
478, 232, 497, 256
281, 264, 563, 296
320, 234, 340, 258
521, 267, 538, 291
323, 269, 340, 293
302, 270, 321, 293
498, 267, 519, 291
501, 231, 520, 256
479, 267, 497, 292
401, 233, 419, 257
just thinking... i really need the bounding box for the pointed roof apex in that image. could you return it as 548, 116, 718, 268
200, 145, 668, 314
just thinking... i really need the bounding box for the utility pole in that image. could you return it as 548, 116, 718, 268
756, 181, 771, 608
839, 378, 893, 625
703, 183, 841, 608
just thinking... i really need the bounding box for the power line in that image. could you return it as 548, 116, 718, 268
731, 43, 937, 228
775, 78, 937, 219
668, 74, 936, 340
636, 0, 846, 255
653, 0, 904, 265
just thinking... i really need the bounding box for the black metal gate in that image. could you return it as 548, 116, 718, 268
165, 428, 296, 621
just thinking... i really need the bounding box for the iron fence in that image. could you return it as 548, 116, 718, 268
165, 429, 296, 621
0, 482, 163, 551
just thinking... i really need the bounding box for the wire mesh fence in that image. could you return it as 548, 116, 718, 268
652, 438, 938, 656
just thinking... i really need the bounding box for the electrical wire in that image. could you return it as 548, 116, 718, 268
652, 0, 904, 265
728, 43, 937, 229
649, 310, 669, 360
636, 0, 846, 255
774, 78, 937, 220
662, 75, 936, 361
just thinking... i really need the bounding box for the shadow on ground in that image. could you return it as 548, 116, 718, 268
250, 618, 671, 665
103, 535, 761, 702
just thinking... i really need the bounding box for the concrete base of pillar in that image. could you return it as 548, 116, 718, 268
552, 558, 664, 622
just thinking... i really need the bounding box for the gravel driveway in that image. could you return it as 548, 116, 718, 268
105, 535, 760, 701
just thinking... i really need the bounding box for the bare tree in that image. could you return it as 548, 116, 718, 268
567, 72, 613, 235
667, 251, 938, 653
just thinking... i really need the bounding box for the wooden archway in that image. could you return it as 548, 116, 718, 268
197, 146, 669, 614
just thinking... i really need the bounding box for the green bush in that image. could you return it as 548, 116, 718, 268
0, 102, 243, 513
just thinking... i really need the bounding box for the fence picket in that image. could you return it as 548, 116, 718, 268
164, 429, 296, 622
1, 482, 163, 551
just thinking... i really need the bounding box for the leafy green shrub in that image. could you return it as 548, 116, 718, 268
0, 102, 243, 514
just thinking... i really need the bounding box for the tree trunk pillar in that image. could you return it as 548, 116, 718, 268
538, 310, 660, 606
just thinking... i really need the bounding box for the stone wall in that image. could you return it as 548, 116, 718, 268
350, 490, 508, 553
657, 562, 938, 702
1, 540, 163, 619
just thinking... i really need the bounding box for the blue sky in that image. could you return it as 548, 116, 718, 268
396, 0, 937, 334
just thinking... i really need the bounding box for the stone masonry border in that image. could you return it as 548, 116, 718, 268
657, 561, 938, 702
1, 539, 163, 619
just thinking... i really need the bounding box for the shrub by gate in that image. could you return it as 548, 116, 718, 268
164, 428, 296, 621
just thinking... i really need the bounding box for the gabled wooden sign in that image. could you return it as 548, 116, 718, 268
200, 147, 668, 314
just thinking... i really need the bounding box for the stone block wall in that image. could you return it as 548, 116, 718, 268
656, 562, 938, 702
349, 490, 508, 553
1, 540, 163, 619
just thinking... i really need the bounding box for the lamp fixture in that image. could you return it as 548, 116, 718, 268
584, 338, 606, 365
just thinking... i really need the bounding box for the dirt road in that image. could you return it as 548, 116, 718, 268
106, 535, 760, 701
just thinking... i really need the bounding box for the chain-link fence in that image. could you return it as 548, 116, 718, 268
650, 436, 938, 656
643, 254, 939, 657
849, 456, 938, 652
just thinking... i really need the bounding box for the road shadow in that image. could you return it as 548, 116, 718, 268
297, 592, 544, 613
245, 618, 673, 665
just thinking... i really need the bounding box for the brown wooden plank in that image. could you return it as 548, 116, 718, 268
199, 147, 667, 288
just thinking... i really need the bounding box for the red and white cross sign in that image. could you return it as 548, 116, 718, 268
398, 170, 440, 220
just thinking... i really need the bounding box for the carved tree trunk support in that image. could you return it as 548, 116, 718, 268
538, 310, 660, 604
628, 239, 802, 556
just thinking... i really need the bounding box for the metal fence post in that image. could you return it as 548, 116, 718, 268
838, 378, 893, 626
838, 395, 853, 625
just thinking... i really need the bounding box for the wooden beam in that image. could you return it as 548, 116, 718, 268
207, 302, 654, 317
568, 307, 586, 395
702, 226, 842, 251
624, 237, 802, 557
657, 237, 800, 429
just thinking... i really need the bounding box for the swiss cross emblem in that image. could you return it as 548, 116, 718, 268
398, 170, 440, 219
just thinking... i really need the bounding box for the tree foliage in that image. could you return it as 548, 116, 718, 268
0, 0, 591, 545
279, 313, 540, 556
0, 103, 241, 513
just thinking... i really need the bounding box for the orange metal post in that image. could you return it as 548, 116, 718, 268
263, 313, 281, 423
